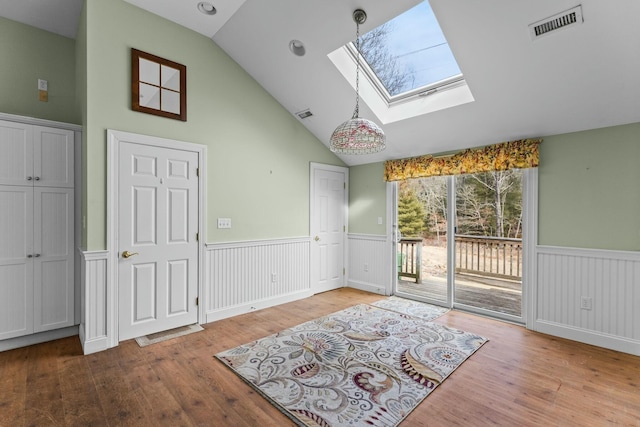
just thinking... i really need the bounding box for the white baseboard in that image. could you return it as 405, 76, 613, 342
348, 280, 389, 296
79, 324, 109, 355
0, 326, 79, 352
205, 289, 314, 323
535, 319, 640, 356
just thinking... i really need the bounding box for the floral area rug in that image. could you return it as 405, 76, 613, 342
370, 296, 449, 321
215, 303, 487, 426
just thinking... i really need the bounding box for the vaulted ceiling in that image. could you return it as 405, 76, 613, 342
3, 0, 640, 166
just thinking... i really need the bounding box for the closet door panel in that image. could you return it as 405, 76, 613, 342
33, 126, 74, 188
0, 120, 33, 186
0, 187, 34, 339
33, 188, 74, 332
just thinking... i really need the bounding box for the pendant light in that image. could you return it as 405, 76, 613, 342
329, 9, 386, 154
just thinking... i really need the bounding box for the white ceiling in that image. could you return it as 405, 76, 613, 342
0, 0, 83, 39
4, 0, 640, 166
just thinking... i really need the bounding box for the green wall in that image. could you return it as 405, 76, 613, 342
75, 4, 88, 248
349, 162, 387, 235
0, 17, 79, 124
83, 0, 343, 250
349, 122, 640, 251
538, 122, 640, 251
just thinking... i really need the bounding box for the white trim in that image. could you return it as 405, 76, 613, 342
205, 290, 314, 323
107, 130, 206, 349
347, 233, 387, 241
536, 245, 640, 260
387, 182, 397, 296
206, 236, 310, 250
0, 326, 78, 352
535, 320, 640, 356
78, 249, 108, 354
348, 280, 388, 296
347, 233, 390, 295
309, 162, 349, 292
0, 112, 82, 132
523, 168, 538, 329
205, 236, 311, 322
533, 244, 640, 355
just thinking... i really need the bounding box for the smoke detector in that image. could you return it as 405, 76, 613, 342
529, 5, 583, 40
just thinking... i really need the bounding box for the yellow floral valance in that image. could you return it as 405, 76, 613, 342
384, 139, 541, 182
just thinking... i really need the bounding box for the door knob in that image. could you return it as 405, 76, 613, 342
121, 250, 139, 259
314, 236, 320, 242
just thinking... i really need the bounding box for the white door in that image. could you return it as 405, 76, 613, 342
0, 186, 34, 340
310, 164, 347, 294
118, 141, 199, 340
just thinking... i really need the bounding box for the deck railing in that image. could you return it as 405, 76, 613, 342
398, 235, 523, 283
398, 238, 422, 282
455, 235, 522, 281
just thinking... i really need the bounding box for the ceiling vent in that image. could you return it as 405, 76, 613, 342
295, 109, 313, 119
529, 5, 583, 40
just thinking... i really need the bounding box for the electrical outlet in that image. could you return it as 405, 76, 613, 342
580, 296, 593, 310
217, 218, 231, 229
364, 263, 369, 272
38, 79, 48, 91
271, 273, 277, 283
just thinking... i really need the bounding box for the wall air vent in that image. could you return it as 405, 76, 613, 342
529, 5, 583, 40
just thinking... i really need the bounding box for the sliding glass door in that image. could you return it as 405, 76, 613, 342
394, 170, 526, 323
395, 176, 451, 306
453, 170, 523, 319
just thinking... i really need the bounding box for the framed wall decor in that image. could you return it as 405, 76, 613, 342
131, 48, 187, 121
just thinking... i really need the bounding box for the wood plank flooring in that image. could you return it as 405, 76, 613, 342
1, 288, 639, 426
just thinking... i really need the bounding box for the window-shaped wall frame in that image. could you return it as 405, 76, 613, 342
131, 48, 186, 122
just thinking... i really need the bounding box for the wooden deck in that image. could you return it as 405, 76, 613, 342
398, 274, 522, 317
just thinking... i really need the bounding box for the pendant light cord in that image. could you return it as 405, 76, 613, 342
352, 18, 361, 119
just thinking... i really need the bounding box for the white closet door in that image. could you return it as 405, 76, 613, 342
0, 120, 33, 186
0, 187, 34, 340
33, 187, 74, 332
33, 126, 74, 188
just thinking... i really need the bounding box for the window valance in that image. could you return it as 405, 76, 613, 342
384, 139, 541, 182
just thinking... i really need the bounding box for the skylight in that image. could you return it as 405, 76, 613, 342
355, 1, 463, 101
327, 1, 474, 124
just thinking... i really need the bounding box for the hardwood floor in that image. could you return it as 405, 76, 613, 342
1, 288, 639, 426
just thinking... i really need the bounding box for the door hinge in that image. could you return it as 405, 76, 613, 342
343, 268, 346, 276
196, 232, 199, 241
196, 167, 200, 177
196, 297, 199, 306
343, 225, 345, 232
343, 182, 346, 189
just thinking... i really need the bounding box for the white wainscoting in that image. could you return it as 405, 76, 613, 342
535, 246, 640, 356
347, 234, 391, 295
79, 250, 109, 354
205, 237, 312, 322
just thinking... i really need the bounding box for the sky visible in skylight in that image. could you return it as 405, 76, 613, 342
358, 1, 462, 97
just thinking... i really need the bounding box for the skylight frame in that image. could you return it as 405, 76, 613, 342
348, 0, 466, 106
345, 42, 466, 106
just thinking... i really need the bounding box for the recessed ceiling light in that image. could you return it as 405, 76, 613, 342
289, 40, 306, 57
197, 2, 217, 15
